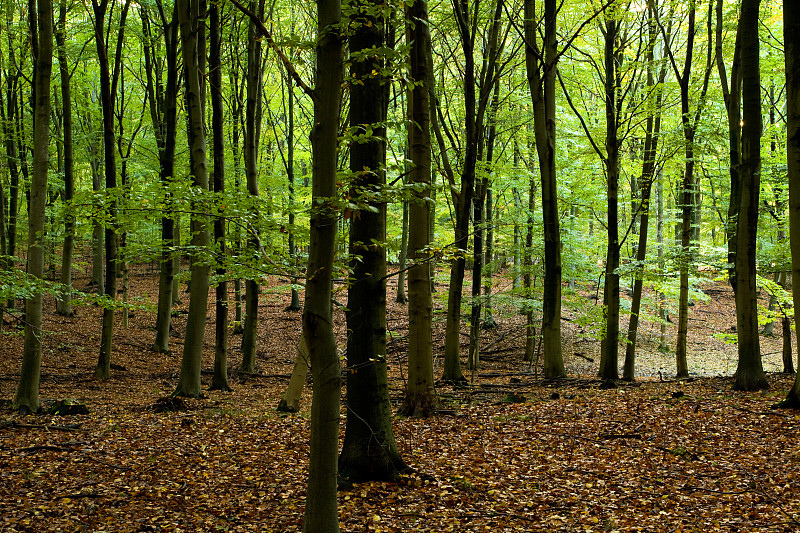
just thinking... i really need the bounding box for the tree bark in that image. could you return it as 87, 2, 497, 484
525, 0, 565, 378
339, 0, 408, 485
624, 0, 664, 380
399, 0, 437, 418
240, 0, 266, 374
209, 0, 230, 392
599, 17, 620, 381
142, 1, 180, 354
13, 0, 52, 414
93, 0, 130, 380
55, 0, 74, 316
783, 0, 800, 405
302, 0, 343, 524
733, 0, 767, 391
174, 0, 211, 398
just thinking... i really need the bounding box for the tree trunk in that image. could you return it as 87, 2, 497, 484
174, 0, 210, 398
599, 17, 620, 381
396, 192, 409, 305
55, 0, 74, 316
142, 2, 180, 355
782, 0, 800, 405
209, 0, 230, 392
441, 0, 480, 384
399, 0, 437, 418
286, 64, 301, 312
277, 334, 310, 413
624, 0, 664, 380
302, 0, 343, 525
526, 0, 565, 379
716, 0, 743, 291
93, 0, 130, 380
13, 0, 52, 413
733, 0, 767, 391
240, 0, 265, 374
339, 0, 408, 485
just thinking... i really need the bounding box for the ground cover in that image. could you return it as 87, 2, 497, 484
1, 264, 798, 531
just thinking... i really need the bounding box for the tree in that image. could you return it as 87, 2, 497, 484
441, 0, 504, 382
209, 0, 231, 392
141, 1, 180, 354
782, 0, 800, 407
301, 0, 343, 525
92, 0, 131, 380
338, 0, 408, 485
524, 0, 566, 379
665, 0, 714, 379
13, 0, 52, 413
173, 0, 211, 398
55, 0, 75, 317
715, 0, 742, 290
399, 0, 437, 418
732, 0, 767, 391
240, 0, 266, 374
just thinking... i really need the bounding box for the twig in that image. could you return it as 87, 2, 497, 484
1, 421, 83, 431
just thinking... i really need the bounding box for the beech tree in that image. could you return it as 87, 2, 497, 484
732, 0, 767, 391
92, 0, 131, 380
338, 0, 408, 485
173, 0, 211, 398
12, 0, 52, 414
301, 0, 343, 526
399, 0, 437, 417
783, 0, 800, 407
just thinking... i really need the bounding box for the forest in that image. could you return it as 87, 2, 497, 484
2, 0, 800, 530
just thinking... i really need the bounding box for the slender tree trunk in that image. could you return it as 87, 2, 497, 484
526, 0, 564, 378
624, 0, 664, 380
286, 64, 301, 312
142, 2, 180, 354
733, 0, 767, 391
240, 0, 265, 373
13, 0, 51, 413
599, 17, 620, 381
174, 0, 211, 398
442, 0, 479, 384
93, 0, 130, 380
716, 0, 743, 291
302, 0, 343, 524
396, 191, 409, 304
400, 0, 436, 417
209, 0, 230, 391
55, 0, 74, 316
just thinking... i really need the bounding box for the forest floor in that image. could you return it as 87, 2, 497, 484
1, 262, 799, 532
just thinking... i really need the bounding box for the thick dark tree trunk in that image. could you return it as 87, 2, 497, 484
525, 0, 565, 378
733, 0, 767, 391
599, 17, 620, 381
93, 0, 130, 380
339, 0, 407, 485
